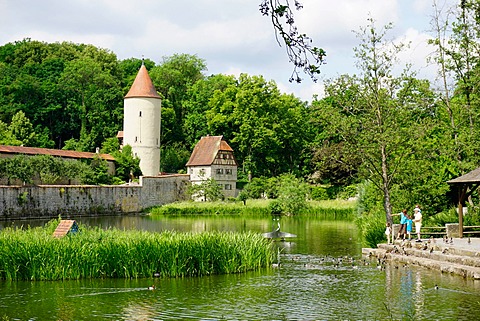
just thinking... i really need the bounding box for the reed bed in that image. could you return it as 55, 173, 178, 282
0, 220, 275, 281
298, 201, 356, 220
150, 199, 271, 216
150, 199, 357, 220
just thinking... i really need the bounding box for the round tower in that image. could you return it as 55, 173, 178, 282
123, 63, 161, 176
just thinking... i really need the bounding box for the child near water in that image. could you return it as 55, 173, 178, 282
406, 214, 413, 240
385, 222, 392, 244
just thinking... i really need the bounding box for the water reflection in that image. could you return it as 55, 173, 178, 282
1, 215, 480, 320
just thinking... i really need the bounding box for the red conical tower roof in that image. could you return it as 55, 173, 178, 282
125, 64, 161, 99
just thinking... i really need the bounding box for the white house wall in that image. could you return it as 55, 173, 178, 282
188, 164, 237, 199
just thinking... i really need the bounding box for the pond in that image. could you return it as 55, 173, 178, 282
1, 214, 480, 320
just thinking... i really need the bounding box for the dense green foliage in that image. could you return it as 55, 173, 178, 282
0, 219, 275, 281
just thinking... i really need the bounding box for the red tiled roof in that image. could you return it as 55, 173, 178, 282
0, 145, 115, 161
186, 136, 234, 166
125, 64, 161, 99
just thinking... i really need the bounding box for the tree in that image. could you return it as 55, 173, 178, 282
275, 173, 308, 215
424, 0, 480, 215
0, 40, 124, 150
0, 120, 21, 145
188, 176, 223, 202
205, 74, 313, 177
428, 0, 480, 175
59, 53, 123, 151
150, 54, 207, 146
81, 155, 112, 185
182, 74, 237, 149
100, 138, 141, 182
312, 18, 435, 224
9, 110, 37, 146
259, 0, 326, 83
160, 143, 190, 174
112, 145, 141, 182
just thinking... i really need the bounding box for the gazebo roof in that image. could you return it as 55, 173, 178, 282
447, 167, 480, 185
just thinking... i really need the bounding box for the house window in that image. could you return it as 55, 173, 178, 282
199, 169, 205, 176
135, 136, 138, 142
225, 169, 232, 175
190, 168, 193, 174
216, 168, 224, 174
225, 184, 232, 190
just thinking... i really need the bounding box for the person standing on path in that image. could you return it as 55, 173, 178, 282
392, 209, 408, 240
385, 222, 392, 244
414, 207, 423, 242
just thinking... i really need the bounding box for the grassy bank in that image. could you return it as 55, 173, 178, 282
0, 219, 275, 281
149, 199, 357, 220
149, 199, 271, 216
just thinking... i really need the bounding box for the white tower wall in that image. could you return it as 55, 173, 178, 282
123, 97, 161, 176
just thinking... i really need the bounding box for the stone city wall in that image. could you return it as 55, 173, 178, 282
0, 175, 190, 219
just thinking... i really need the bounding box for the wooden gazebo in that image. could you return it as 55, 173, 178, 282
447, 167, 480, 238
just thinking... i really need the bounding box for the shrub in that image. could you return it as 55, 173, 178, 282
276, 173, 308, 215
356, 209, 386, 248
310, 185, 329, 200
268, 200, 283, 215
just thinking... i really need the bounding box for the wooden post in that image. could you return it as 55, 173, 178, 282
458, 201, 463, 238
458, 184, 467, 239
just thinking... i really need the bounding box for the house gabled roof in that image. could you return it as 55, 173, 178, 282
0, 145, 115, 161
186, 135, 235, 166
125, 64, 161, 99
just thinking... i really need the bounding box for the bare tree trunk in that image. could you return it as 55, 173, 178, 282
381, 144, 393, 225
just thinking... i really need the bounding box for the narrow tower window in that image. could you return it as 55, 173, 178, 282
139, 111, 142, 117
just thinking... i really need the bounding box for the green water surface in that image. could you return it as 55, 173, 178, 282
1, 215, 479, 320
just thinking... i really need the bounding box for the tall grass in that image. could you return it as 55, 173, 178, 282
149, 199, 271, 216
0, 219, 275, 281
150, 199, 357, 219
299, 200, 356, 219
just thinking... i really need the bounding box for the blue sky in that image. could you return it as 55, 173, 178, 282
0, 0, 441, 101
